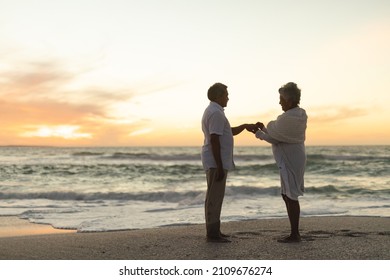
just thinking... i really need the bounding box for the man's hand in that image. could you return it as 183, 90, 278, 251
256, 122, 265, 130
245, 123, 259, 134
210, 134, 225, 181
216, 167, 225, 181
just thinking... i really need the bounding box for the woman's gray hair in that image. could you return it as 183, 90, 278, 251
208, 83, 227, 101
279, 82, 301, 105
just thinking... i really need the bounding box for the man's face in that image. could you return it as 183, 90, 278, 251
218, 90, 229, 108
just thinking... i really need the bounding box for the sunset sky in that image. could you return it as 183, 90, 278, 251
1, 0, 389, 146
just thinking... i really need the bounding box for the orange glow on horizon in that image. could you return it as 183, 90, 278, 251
20, 125, 92, 139
0, 120, 387, 147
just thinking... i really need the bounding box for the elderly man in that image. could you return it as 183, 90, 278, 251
255, 82, 308, 243
201, 82, 255, 243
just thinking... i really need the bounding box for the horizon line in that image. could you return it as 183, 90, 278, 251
0, 144, 388, 148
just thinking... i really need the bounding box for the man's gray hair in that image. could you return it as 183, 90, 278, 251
208, 83, 227, 101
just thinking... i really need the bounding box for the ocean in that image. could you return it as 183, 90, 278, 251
0, 146, 389, 232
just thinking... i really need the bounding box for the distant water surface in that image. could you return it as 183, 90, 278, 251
0, 146, 388, 232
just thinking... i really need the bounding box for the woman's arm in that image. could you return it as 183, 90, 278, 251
255, 127, 280, 144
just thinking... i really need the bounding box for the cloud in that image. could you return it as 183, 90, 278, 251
0, 58, 148, 144
0, 61, 72, 99
308, 106, 369, 124
236, 105, 370, 129
0, 59, 136, 105
129, 128, 153, 136
0, 58, 134, 108
0, 56, 186, 145
0, 98, 108, 127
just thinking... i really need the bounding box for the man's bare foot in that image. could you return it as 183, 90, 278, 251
277, 235, 301, 243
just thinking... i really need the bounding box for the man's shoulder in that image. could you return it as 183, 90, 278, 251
205, 102, 222, 110
204, 103, 224, 117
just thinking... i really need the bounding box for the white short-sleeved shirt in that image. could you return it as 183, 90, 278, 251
201, 102, 234, 171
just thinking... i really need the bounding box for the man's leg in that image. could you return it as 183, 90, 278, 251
205, 169, 230, 242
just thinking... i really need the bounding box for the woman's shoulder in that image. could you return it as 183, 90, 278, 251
287, 107, 307, 116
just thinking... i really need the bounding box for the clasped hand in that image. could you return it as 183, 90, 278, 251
245, 122, 264, 134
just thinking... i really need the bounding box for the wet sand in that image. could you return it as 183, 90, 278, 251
0, 216, 389, 260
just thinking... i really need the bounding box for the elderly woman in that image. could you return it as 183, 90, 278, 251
255, 82, 308, 243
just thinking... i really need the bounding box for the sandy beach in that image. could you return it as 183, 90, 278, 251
0, 216, 389, 260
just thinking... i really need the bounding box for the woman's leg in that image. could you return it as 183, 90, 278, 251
279, 194, 301, 242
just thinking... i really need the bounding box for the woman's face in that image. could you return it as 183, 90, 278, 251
279, 94, 294, 112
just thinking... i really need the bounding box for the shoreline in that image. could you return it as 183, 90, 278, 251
0, 216, 76, 238
0, 216, 389, 260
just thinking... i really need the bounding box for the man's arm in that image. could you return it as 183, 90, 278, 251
210, 133, 225, 181
231, 124, 257, 136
